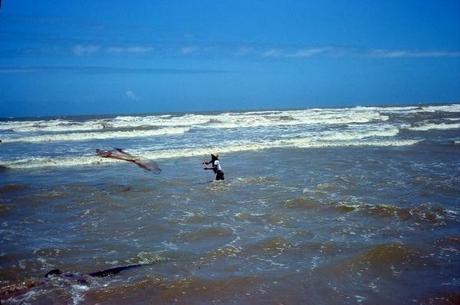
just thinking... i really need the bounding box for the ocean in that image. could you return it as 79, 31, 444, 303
0, 104, 459, 304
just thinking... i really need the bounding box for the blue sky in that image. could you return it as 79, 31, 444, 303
0, 0, 459, 117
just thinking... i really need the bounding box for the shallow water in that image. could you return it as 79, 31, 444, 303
0, 105, 460, 304
1, 144, 459, 305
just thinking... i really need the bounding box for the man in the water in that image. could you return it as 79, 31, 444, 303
203, 153, 225, 180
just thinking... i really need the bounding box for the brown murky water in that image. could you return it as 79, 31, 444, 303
1, 145, 459, 305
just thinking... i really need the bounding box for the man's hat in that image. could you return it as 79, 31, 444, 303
211, 153, 219, 159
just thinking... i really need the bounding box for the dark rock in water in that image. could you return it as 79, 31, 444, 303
0, 183, 27, 193
0, 165, 9, 172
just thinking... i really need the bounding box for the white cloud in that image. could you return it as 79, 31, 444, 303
235, 47, 252, 56
369, 49, 460, 58
261, 47, 331, 58
107, 46, 154, 54
261, 49, 283, 57
125, 90, 138, 101
287, 48, 331, 57
73, 44, 100, 56
260, 47, 460, 59
72, 45, 153, 56
181, 46, 200, 54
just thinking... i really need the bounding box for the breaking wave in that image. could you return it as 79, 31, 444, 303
2, 138, 420, 169
3, 127, 190, 143
2, 104, 458, 134
407, 122, 460, 131
1, 103, 458, 169
334, 202, 457, 224
0, 105, 395, 134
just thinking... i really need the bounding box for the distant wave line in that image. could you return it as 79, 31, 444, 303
1, 103, 458, 136
2, 127, 190, 143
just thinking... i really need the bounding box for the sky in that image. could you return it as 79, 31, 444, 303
0, 0, 459, 117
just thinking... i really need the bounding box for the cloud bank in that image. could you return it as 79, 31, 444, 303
72, 45, 154, 56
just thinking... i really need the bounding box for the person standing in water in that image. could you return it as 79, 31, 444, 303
203, 153, 225, 180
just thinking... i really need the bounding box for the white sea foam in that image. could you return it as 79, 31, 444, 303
2, 104, 458, 135
2, 103, 457, 169
283, 123, 400, 143
3, 138, 420, 169
408, 122, 460, 131
0, 119, 109, 133
313, 126, 399, 141
3, 127, 190, 143
419, 104, 460, 113
378, 104, 460, 114
105, 108, 389, 130
70, 284, 90, 305
0, 107, 390, 134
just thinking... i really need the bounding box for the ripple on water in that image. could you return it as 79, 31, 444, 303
329, 243, 429, 276
82, 275, 265, 305
315, 182, 338, 193
0, 184, 28, 193
300, 242, 438, 305
310, 200, 459, 226
245, 236, 293, 257
233, 176, 278, 185
356, 203, 457, 225
181, 213, 216, 225
433, 236, 460, 248
177, 227, 234, 243
126, 251, 167, 265
283, 197, 321, 209
33, 247, 71, 258
156, 276, 258, 303
207, 245, 242, 259
0, 204, 11, 214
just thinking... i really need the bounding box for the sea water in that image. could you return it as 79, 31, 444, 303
0, 104, 459, 304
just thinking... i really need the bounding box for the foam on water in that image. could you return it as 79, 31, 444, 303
0, 119, 108, 133
2, 104, 459, 132
3, 108, 375, 133
3, 127, 190, 143
1, 104, 458, 167
0, 106, 399, 150
2, 138, 421, 169
408, 122, 460, 131
379, 104, 460, 114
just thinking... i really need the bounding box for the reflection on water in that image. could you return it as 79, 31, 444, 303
1, 144, 459, 305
